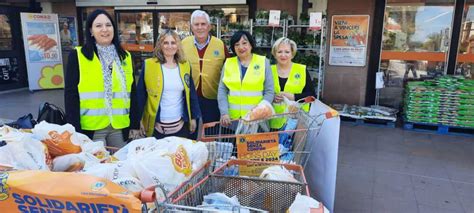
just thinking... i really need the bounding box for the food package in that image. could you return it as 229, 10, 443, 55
288, 193, 329, 213
33, 122, 83, 157
0, 170, 142, 212
246, 100, 275, 121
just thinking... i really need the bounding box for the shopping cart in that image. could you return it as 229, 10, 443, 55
201, 108, 338, 171
155, 159, 321, 212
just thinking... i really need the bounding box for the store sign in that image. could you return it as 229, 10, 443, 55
237, 133, 280, 176
309, 12, 322, 30
20, 13, 64, 91
268, 10, 281, 26
329, 15, 370, 67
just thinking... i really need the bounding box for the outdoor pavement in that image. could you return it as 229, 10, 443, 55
0, 89, 473, 213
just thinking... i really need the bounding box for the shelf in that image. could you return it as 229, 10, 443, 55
288, 25, 310, 28
255, 45, 272, 48
254, 24, 284, 28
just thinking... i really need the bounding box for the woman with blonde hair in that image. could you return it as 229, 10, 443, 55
136, 30, 201, 139
270, 37, 315, 129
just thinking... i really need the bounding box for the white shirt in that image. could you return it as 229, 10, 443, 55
160, 65, 184, 123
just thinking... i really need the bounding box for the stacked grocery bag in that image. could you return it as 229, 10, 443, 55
404, 76, 474, 128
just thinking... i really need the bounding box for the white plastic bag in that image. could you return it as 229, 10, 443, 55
259, 165, 298, 183
52, 152, 101, 172
6, 134, 50, 170
288, 193, 329, 213
81, 141, 111, 162
113, 137, 159, 161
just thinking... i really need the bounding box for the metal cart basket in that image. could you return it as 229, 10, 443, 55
156, 159, 310, 212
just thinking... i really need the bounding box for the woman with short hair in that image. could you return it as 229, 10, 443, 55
217, 30, 274, 126
269, 37, 316, 129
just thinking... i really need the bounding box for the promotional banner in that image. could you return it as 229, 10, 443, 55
329, 15, 370, 66
0, 171, 143, 212
237, 133, 280, 176
58, 16, 78, 50
20, 13, 64, 91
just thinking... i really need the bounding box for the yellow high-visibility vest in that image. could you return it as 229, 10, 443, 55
76, 46, 133, 130
270, 63, 309, 129
222, 54, 266, 119
182, 36, 225, 99
141, 59, 192, 136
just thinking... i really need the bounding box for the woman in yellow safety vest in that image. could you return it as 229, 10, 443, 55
217, 31, 274, 126
270, 37, 316, 129
65, 9, 140, 148
136, 30, 201, 139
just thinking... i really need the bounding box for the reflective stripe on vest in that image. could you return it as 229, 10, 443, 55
222, 54, 266, 119
80, 92, 131, 100
182, 36, 225, 99
81, 108, 130, 116
142, 59, 192, 137
76, 46, 133, 130
270, 63, 308, 129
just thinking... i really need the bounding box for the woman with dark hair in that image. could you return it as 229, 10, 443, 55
64, 9, 141, 147
217, 31, 274, 126
136, 30, 201, 139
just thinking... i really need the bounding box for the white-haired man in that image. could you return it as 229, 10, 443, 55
182, 10, 229, 138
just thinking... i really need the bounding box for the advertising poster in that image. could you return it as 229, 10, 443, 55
58, 16, 78, 50
268, 10, 281, 26
237, 133, 280, 176
20, 13, 64, 91
329, 15, 370, 66
309, 12, 322, 31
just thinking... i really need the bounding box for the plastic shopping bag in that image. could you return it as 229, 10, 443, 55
33, 121, 83, 157
288, 193, 329, 213
259, 165, 298, 183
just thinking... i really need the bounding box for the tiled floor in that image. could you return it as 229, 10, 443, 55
336, 124, 474, 213
0, 89, 473, 213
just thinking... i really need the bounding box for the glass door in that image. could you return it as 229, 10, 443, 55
116, 10, 191, 75
0, 6, 28, 91
379, 0, 456, 108
455, 0, 474, 79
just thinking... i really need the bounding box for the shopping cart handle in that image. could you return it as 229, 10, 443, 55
325, 109, 339, 119
298, 96, 316, 104
139, 186, 156, 203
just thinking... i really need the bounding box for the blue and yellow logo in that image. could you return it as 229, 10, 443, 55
91, 181, 106, 192
0, 172, 10, 201
213, 50, 220, 56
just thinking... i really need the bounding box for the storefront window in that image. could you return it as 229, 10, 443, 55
157, 12, 191, 39
379, 0, 455, 108
455, 0, 474, 79
0, 15, 13, 51
118, 12, 154, 45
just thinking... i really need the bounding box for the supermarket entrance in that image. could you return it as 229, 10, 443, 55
0, 6, 29, 91
115, 9, 193, 75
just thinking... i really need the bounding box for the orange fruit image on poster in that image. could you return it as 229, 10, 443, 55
331, 15, 369, 47
0, 171, 142, 212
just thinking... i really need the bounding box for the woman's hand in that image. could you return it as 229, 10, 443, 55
129, 129, 143, 140
190, 119, 197, 133
273, 93, 284, 103
220, 114, 231, 127
280, 92, 295, 101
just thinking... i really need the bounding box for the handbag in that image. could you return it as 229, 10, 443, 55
37, 102, 66, 125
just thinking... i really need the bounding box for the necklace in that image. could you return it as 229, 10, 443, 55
277, 63, 292, 78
